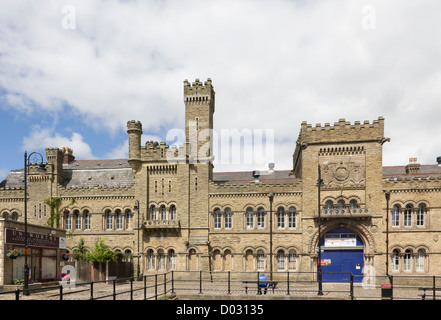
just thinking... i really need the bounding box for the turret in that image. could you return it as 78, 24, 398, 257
127, 120, 143, 171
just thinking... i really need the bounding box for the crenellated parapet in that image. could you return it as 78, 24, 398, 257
298, 117, 387, 145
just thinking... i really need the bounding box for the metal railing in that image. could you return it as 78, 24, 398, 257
2, 272, 441, 300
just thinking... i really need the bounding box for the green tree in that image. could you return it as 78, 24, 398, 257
72, 238, 89, 262
88, 240, 115, 263
45, 197, 76, 228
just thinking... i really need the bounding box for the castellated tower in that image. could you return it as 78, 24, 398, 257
127, 120, 143, 171
184, 78, 215, 164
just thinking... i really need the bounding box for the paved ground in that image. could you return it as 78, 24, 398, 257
0, 280, 433, 300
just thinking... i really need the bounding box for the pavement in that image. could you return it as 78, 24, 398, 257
0, 280, 433, 300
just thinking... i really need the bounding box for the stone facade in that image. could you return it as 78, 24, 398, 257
1, 78, 441, 280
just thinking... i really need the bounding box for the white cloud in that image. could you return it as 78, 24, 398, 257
1, 0, 441, 170
22, 126, 95, 160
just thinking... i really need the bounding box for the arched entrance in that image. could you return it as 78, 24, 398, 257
319, 228, 364, 282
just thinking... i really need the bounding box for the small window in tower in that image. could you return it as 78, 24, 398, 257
195, 117, 199, 131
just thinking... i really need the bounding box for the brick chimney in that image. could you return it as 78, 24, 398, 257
405, 157, 420, 174
62, 147, 75, 164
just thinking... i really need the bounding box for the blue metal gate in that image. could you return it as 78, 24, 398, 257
319, 229, 364, 282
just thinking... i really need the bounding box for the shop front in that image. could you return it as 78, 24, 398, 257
1, 219, 67, 288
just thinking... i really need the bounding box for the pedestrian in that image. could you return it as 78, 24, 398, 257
258, 274, 268, 295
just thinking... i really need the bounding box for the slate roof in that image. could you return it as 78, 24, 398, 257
2, 160, 441, 189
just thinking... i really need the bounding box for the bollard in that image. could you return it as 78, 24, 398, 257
90, 281, 94, 300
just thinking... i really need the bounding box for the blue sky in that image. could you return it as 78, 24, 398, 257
1, 0, 441, 182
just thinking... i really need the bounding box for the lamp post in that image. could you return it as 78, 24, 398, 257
268, 192, 274, 281
23, 151, 46, 295
385, 191, 390, 276
134, 200, 140, 280
317, 164, 324, 296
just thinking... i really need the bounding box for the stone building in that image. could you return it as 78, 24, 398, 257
1, 78, 441, 283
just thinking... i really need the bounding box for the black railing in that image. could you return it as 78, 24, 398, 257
2, 272, 441, 300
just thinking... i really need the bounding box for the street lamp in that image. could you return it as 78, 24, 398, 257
134, 200, 140, 280
23, 151, 47, 295
317, 164, 324, 296
385, 191, 390, 276
268, 192, 274, 281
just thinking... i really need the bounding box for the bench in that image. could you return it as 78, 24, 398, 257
418, 287, 441, 300
242, 280, 278, 294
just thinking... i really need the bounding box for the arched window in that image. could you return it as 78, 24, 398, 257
116, 209, 123, 229
277, 250, 285, 271
74, 210, 81, 230
288, 250, 297, 271
246, 207, 254, 228
257, 250, 265, 271
417, 204, 426, 227
125, 209, 133, 229
224, 208, 232, 229
337, 200, 345, 213
404, 205, 412, 227
349, 200, 357, 212
288, 207, 296, 228
65, 211, 72, 230
392, 249, 400, 271
160, 205, 166, 220
147, 249, 155, 270
404, 249, 412, 271
277, 207, 285, 228
105, 210, 113, 230
84, 210, 91, 230
392, 205, 400, 227
158, 249, 165, 270
325, 200, 333, 214
170, 205, 176, 220
257, 207, 265, 228
214, 208, 221, 229
151, 205, 157, 220
168, 249, 176, 270
416, 249, 425, 272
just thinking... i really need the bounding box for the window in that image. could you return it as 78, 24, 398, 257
158, 250, 165, 270
277, 250, 285, 271
257, 207, 265, 228
404, 249, 412, 271
147, 249, 155, 270
289, 207, 296, 228
106, 210, 113, 230
65, 211, 72, 230
404, 205, 412, 227
224, 208, 232, 229
417, 204, 425, 226
288, 250, 297, 271
116, 210, 123, 229
74, 211, 81, 230
160, 205, 166, 220
415, 249, 425, 271
126, 209, 133, 229
84, 210, 91, 230
151, 205, 157, 220
325, 200, 333, 214
392, 249, 400, 271
246, 207, 254, 228
257, 250, 265, 271
349, 200, 357, 212
337, 200, 345, 210
168, 249, 176, 270
214, 208, 221, 229
170, 205, 176, 220
277, 207, 285, 228
392, 205, 400, 227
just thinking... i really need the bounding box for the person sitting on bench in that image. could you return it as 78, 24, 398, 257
258, 274, 268, 295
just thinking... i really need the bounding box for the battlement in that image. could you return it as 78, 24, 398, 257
298, 117, 386, 144
127, 120, 142, 133
183, 78, 215, 105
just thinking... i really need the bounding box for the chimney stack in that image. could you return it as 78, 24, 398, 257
62, 147, 75, 164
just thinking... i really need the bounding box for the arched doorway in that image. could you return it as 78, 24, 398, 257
319, 228, 364, 282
